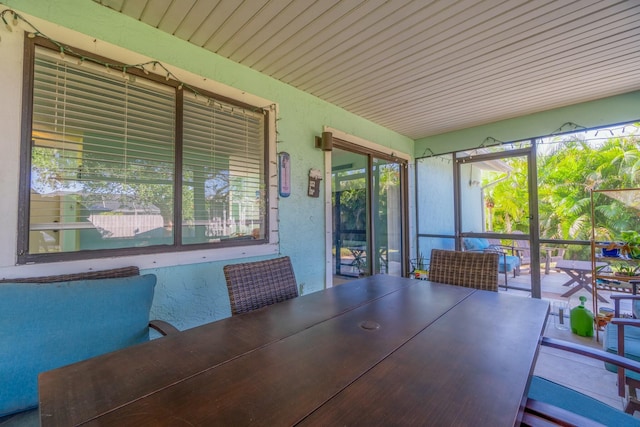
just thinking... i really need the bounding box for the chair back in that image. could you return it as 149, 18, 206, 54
224, 256, 299, 315
429, 249, 499, 291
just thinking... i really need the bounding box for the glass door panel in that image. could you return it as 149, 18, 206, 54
332, 149, 369, 279
373, 158, 402, 276
458, 152, 533, 293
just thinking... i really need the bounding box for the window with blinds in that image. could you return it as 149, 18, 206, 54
182, 95, 265, 244
21, 41, 268, 262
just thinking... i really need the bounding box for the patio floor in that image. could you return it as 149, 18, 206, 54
506, 268, 638, 415
535, 318, 627, 412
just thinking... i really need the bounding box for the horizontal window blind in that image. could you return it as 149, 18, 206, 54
29, 47, 176, 254
182, 94, 265, 243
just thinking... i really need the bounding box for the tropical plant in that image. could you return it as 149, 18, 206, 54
485, 124, 640, 252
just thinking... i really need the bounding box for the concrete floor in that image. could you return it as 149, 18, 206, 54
497, 269, 640, 416
494, 269, 637, 413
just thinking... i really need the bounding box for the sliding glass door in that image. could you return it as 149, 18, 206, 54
331, 146, 406, 285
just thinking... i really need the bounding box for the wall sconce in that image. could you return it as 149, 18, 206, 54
315, 131, 333, 151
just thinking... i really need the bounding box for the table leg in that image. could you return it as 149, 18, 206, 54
560, 282, 585, 299
559, 270, 580, 288
560, 271, 608, 303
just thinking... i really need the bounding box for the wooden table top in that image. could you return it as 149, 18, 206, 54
39, 275, 549, 426
555, 259, 606, 272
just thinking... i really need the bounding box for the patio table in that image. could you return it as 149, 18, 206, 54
39, 275, 548, 426
556, 260, 608, 302
346, 245, 367, 272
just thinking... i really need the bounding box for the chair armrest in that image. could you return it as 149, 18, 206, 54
489, 244, 516, 252
149, 320, 180, 336
610, 294, 640, 316
523, 399, 604, 427
610, 294, 640, 302
610, 318, 640, 328
541, 336, 640, 374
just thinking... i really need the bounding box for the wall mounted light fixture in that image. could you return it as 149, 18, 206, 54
315, 131, 333, 151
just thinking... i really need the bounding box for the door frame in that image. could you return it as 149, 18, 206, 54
323, 128, 411, 287
453, 144, 542, 297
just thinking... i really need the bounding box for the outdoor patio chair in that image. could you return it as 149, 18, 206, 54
512, 231, 566, 275
223, 256, 299, 315
428, 249, 499, 291
524, 336, 640, 426
462, 237, 520, 288
602, 293, 640, 414
0, 266, 178, 423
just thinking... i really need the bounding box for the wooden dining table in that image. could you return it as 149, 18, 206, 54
38, 275, 549, 426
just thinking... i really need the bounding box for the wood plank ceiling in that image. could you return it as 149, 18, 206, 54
93, 0, 640, 140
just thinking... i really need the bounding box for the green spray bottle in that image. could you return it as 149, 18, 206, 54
570, 296, 594, 337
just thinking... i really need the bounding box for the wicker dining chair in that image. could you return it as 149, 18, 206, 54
223, 256, 299, 315
428, 249, 499, 291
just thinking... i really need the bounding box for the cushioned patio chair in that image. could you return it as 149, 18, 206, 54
0, 266, 178, 424
224, 256, 299, 315
428, 249, 499, 292
525, 336, 640, 426
462, 237, 520, 288
512, 231, 566, 275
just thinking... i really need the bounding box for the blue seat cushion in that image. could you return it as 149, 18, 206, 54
499, 254, 520, 273
528, 376, 640, 426
463, 238, 490, 251
0, 274, 156, 417
603, 323, 640, 380
463, 239, 520, 273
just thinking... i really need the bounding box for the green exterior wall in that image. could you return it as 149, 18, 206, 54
2, 0, 412, 329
